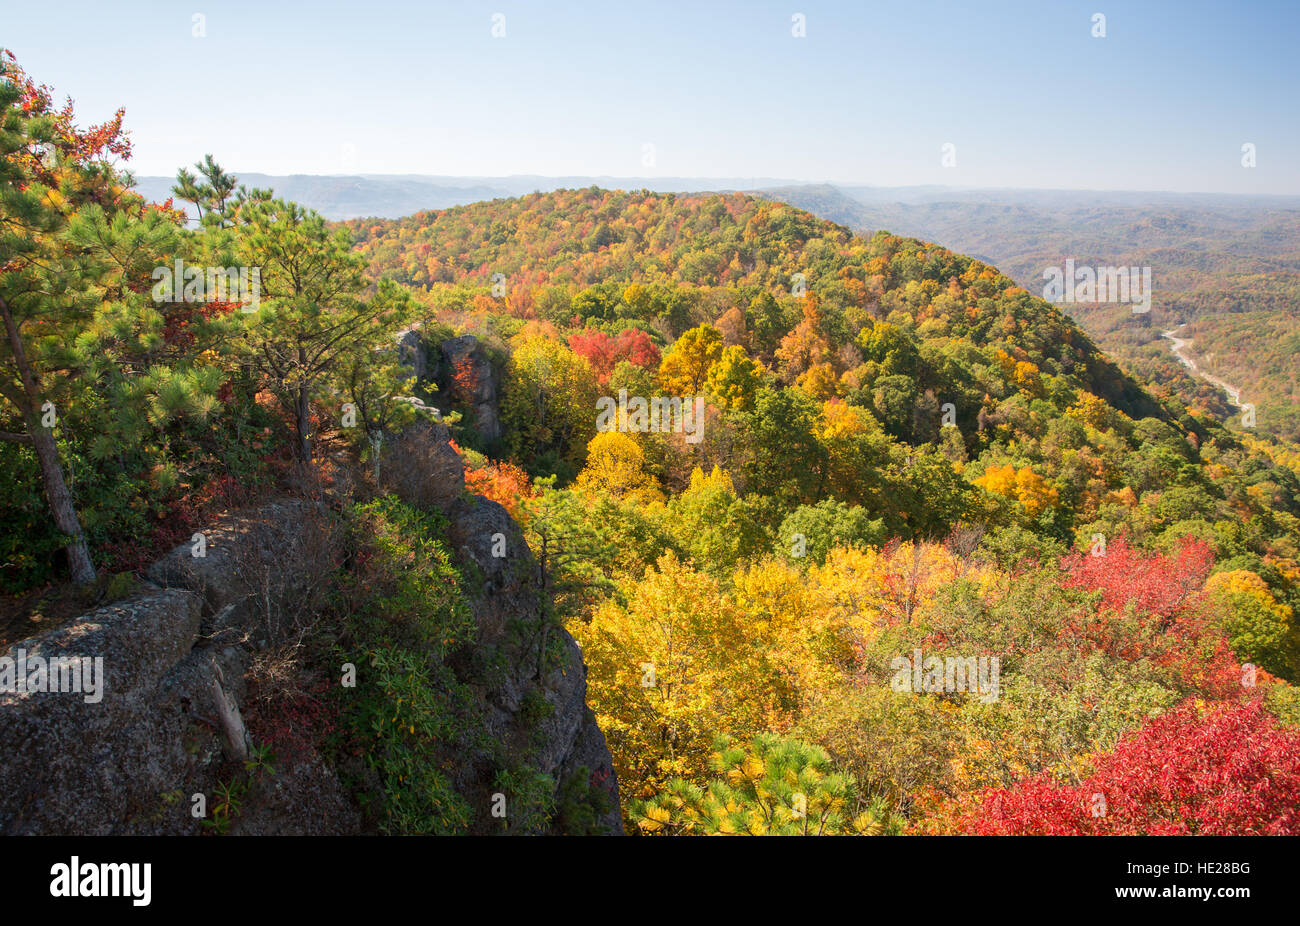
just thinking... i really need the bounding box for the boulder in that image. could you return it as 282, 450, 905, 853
378, 418, 465, 513
0, 588, 205, 834
146, 498, 339, 647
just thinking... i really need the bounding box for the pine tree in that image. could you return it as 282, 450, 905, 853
633, 734, 892, 835
0, 52, 135, 585
230, 192, 412, 462
172, 154, 239, 225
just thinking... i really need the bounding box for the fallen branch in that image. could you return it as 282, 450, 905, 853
208, 660, 250, 762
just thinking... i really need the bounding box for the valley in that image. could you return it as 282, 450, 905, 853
3, 4, 1300, 848
1162, 324, 1244, 410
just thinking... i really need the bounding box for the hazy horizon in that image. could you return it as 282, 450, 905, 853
131, 171, 1300, 203
134, 171, 1300, 198
8, 0, 1300, 195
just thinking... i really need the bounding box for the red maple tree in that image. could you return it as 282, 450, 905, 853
568, 328, 660, 384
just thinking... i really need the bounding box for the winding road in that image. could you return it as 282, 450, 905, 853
1161, 324, 1245, 411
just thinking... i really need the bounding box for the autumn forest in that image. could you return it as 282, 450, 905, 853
2, 39, 1300, 850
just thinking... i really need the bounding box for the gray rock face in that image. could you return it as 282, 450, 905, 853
0, 588, 205, 834
0, 425, 621, 834
396, 327, 428, 382
394, 328, 503, 445
441, 334, 502, 442
445, 493, 622, 833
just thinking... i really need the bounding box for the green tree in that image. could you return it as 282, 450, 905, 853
666, 467, 767, 576
633, 734, 892, 835
858, 321, 919, 376
520, 482, 619, 625
501, 336, 598, 475
0, 53, 178, 584
745, 292, 787, 357
172, 154, 238, 225
738, 386, 827, 509
779, 499, 885, 565
232, 195, 411, 461
871, 373, 918, 440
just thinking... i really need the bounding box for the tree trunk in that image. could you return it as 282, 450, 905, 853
295, 345, 312, 462
0, 298, 96, 585
296, 383, 312, 462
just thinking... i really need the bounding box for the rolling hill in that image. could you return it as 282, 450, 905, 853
758, 184, 1300, 440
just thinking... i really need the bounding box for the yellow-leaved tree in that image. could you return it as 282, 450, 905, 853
704, 344, 763, 410
575, 553, 745, 797
574, 430, 663, 504
975, 464, 1059, 516
657, 323, 722, 395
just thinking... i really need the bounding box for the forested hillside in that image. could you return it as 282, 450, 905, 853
759, 183, 1300, 442
5, 45, 1300, 835
344, 187, 1300, 833
0, 55, 619, 836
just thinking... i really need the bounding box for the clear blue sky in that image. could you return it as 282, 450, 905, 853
6, 0, 1298, 192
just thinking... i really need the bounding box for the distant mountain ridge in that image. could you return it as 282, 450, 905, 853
131, 173, 806, 221
131, 171, 1300, 437
134, 172, 1300, 224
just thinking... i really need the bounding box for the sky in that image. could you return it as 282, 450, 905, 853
5, 0, 1298, 193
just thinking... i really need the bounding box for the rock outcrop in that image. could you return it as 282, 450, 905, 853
382, 418, 621, 832
439, 334, 502, 443
0, 498, 359, 835
444, 492, 621, 833
0, 429, 620, 834
396, 327, 428, 383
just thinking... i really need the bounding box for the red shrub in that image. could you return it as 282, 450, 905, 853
1061, 536, 1213, 621
463, 459, 534, 519
452, 357, 478, 399
1055, 536, 1233, 671
944, 699, 1300, 835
